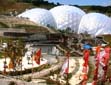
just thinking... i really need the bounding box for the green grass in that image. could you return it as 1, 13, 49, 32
0, 22, 9, 28
0, 53, 3, 58
14, 24, 38, 28
103, 35, 111, 46
87, 61, 95, 82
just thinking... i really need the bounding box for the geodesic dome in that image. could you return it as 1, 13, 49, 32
50, 5, 85, 32
17, 8, 57, 28
78, 13, 111, 36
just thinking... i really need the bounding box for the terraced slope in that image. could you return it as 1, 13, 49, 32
0, 15, 37, 28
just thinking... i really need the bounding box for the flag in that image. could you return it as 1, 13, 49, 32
95, 45, 101, 59
104, 46, 110, 65
95, 45, 101, 54
100, 51, 110, 67
34, 48, 41, 64
83, 50, 90, 62
60, 59, 69, 75
61, 51, 70, 75
104, 46, 110, 53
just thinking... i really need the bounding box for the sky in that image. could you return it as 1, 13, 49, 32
48, 0, 111, 6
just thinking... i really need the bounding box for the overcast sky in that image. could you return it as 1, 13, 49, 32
48, 0, 111, 6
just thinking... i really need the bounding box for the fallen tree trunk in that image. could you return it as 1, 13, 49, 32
22, 57, 65, 79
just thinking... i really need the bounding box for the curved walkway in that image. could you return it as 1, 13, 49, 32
22, 57, 65, 79
69, 58, 85, 85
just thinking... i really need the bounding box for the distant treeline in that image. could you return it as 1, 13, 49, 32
18, 0, 111, 16
0, 0, 111, 16
80, 6, 111, 15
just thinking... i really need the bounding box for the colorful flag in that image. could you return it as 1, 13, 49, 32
60, 59, 69, 75
34, 48, 41, 64
61, 51, 70, 75
104, 46, 110, 53
104, 46, 110, 65
95, 45, 101, 59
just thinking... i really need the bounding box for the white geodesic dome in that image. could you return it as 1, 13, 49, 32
50, 5, 85, 32
17, 8, 57, 28
78, 13, 111, 36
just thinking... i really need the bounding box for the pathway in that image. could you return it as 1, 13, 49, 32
69, 58, 85, 85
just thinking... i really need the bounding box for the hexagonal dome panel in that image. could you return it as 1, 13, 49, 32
50, 5, 85, 32
17, 8, 57, 28
78, 13, 111, 36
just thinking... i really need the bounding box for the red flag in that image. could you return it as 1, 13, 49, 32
102, 46, 110, 65
34, 48, 41, 64
93, 67, 98, 77
104, 46, 110, 53
83, 50, 90, 62
96, 45, 101, 54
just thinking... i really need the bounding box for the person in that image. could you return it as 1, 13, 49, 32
3, 61, 8, 75
8, 60, 14, 70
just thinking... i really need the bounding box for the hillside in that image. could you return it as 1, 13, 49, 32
0, 2, 35, 15
0, 0, 111, 16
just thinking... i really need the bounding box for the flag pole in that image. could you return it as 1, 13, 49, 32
66, 51, 70, 85
32, 52, 34, 74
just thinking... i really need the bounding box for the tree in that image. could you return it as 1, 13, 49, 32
3, 40, 25, 72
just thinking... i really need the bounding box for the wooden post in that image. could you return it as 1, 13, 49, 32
3, 48, 7, 75
32, 53, 34, 74
20, 55, 22, 76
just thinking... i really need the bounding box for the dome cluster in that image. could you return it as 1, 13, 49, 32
17, 5, 111, 36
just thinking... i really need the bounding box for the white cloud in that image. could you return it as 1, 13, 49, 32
102, 0, 111, 6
